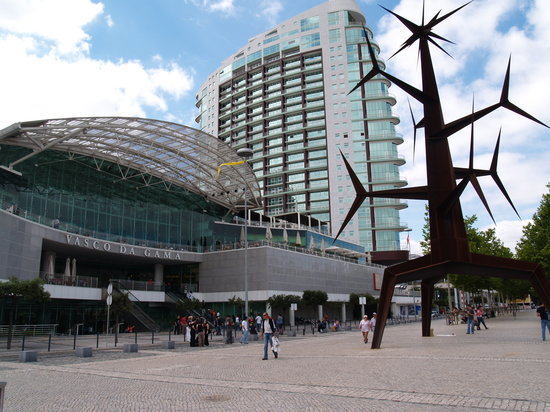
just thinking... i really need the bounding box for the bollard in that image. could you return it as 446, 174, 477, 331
76, 347, 93, 357
0, 381, 5, 412
123, 343, 138, 353
21, 335, 26, 351
151, 331, 155, 344
161, 341, 175, 349
19, 351, 37, 362
73, 332, 77, 350
48, 334, 52, 352
96, 332, 99, 349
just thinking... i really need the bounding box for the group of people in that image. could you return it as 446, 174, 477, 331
173, 312, 282, 359
224, 312, 281, 360
359, 313, 377, 343
173, 315, 211, 347
464, 305, 489, 334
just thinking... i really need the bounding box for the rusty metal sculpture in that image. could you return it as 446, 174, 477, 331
336, 2, 550, 348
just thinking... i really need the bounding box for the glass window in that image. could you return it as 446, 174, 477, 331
263, 44, 280, 57
301, 33, 320, 49
328, 11, 340, 25
287, 173, 305, 182
345, 28, 367, 44
287, 153, 304, 161
329, 29, 341, 43
301, 16, 319, 32
247, 51, 262, 63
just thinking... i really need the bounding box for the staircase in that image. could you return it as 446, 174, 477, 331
110, 281, 161, 332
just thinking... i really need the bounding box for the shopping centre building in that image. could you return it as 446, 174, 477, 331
0, 117, 383, 333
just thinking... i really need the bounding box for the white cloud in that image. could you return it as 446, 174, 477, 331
0, 0, 194, 126
0, 0, 104, 55
375, 0, 550, 251
105, 14, 114, 28
256, 0, 283, 26
208, 0, 235, 14
482, 219, 532, 252
184, 0, 235, 15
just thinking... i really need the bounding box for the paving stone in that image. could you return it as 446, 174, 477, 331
1, 310, 548, 411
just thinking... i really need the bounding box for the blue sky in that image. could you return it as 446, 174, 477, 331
0, 0, 548, 256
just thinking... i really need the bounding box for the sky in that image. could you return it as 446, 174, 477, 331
0, 0, 548, 256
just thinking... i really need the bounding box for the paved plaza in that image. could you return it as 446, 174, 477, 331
1, 310, 548, 411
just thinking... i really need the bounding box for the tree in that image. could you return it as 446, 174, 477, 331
228, 295, 244, 316
266, 294, 301, 311
349, 293, 378, 318
110, 292, 132, 336
419, 203, 431, 255
0, 277, 50, 349
302, 290, 328, 318
516, 190, 549, 277
422, 214, 516, 298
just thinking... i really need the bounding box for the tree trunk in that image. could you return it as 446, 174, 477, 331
6, 298, 16, 350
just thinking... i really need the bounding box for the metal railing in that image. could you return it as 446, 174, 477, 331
110, 279, 164, 292
39, 272, 98, 288
0, 324, 58, 337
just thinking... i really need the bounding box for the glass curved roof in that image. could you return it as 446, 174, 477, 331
0, 117, 262, 211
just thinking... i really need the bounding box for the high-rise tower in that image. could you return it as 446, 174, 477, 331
195, 0, 408, 263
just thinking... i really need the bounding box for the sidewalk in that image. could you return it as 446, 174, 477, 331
1, 310, 548, 411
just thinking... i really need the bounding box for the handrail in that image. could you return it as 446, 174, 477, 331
110, 281, 161, 332
0, 324, 58, 336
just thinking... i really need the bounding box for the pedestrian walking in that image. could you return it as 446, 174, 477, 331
225, 315, 234, 344
536, 303, 549, 341
476, 306, 488, 330
359, 315, 371, 343
261, 312, 275, 360
276, 313, 284, 334
370, 312, 377, 332
466, 306, 476, 334
240, 316, 249, 344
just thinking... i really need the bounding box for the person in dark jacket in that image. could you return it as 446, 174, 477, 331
261, 312, 276, 360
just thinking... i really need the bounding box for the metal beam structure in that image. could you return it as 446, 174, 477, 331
0, 117, 262, 212
336, 2, 550, 348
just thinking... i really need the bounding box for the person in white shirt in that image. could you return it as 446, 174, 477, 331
359, 315, 372, 344
240, 316, 249, 344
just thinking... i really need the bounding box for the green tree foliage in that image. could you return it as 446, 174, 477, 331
0, 277, 50, 349
421, 213, 518, 296
515, 190, 549, 277
419, 203, 431, 255
302, 290, 328, 314
0, 277, 50, 301
110, 293, 133, 337
349, 293, 378, 318
228, 295, 244, 315
175, 296, 203, 313
447, 216, 513, 293
110, 293, 132, 324
266, 294, 302, 309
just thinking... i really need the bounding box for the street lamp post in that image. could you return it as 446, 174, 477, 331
237, 147, 253, 318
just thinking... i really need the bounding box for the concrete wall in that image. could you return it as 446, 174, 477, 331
0, 210, 44, 280
199, 246, 379, 296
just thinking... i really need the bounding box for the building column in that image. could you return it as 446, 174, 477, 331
41, 251, 56, 275
340, 303, 346, 323
154, 263, 164, 285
